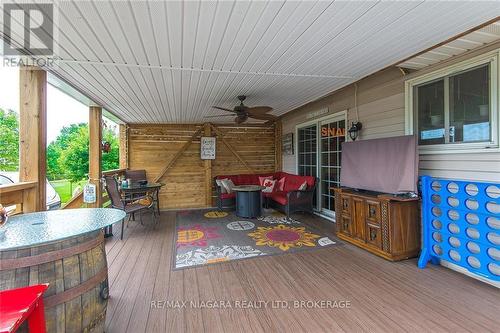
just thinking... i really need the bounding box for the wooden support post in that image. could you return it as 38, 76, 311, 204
19, 66, 47, 212
210, 124, 254, 173
204, 123, 213, 207
119, 124, 129, 169
274, 120, 283, 172
89, 106, 103, 208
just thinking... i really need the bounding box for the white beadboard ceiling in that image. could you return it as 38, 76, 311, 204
2, 1, 500, 123
398, 21, 500, 70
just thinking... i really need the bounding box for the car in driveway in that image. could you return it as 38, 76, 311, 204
0, 171, 61, 210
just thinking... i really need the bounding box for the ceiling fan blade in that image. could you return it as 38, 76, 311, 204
248, 113, 277, 121
212, 106, 237, 113
247, 106, 273, 114
204, 114, 235, 118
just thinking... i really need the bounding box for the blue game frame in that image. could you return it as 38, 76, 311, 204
418, 176, 500, 281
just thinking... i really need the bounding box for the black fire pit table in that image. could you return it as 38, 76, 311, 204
232, 185, 265, 218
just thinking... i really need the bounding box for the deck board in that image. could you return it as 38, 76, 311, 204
105, 211, 500, 333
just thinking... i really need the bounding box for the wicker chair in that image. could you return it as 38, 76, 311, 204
103, 175, 155, 240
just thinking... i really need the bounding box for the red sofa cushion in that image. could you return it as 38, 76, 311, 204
237, 174, 259, 185
283, 175, 315, 192
220, 193, 236, 199
269, 192, 287, 205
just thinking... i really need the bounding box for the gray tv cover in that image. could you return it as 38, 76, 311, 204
340, 135, 418, 194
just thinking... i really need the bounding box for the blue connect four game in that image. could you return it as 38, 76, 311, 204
418, 176, 500, 281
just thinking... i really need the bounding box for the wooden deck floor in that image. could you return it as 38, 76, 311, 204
104, 211, 499, 333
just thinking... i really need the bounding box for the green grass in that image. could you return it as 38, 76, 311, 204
50, 179, 86, 204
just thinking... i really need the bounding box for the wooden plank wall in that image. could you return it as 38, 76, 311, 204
128, 123, 278, 209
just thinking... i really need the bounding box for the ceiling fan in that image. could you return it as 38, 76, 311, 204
206, 95, 277, 124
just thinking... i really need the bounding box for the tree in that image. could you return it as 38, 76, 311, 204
60, 126, 90, 182
0, 108, 19, 171
54, 123, 119, 182
47, 123, 87, 180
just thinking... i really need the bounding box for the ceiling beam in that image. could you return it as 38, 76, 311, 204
56, 59, 355, 80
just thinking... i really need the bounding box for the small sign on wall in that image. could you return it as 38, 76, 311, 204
83, 183, 96, 203
201, 137, 216, 160
282, 133, 294, 155
321, 126, 345, 137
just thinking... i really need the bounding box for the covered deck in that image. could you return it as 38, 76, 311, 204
105, 212, 499, 332
1, 1, 500, 333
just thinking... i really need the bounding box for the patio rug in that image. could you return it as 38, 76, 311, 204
173, 209, 337, 269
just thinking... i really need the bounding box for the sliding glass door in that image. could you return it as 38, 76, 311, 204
296, 112, 346, 217
319, 117, 346, 216
297, 124, 318, 210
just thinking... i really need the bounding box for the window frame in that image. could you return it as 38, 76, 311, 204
405, 49, 499, 154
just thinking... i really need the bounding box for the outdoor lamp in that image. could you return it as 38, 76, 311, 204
348, 122, 362, 141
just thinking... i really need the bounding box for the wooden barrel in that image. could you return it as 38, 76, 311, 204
0, 230, 108, 332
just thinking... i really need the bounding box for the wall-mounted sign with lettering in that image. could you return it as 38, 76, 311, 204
282, 133, 294, 155
306, 108, 329, 120
321, 127, 345, 138
201, 137, 216, 160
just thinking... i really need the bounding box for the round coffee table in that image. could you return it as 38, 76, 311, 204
232, 185, 264, 218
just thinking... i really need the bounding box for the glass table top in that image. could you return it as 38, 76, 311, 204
0, 208, 126, 251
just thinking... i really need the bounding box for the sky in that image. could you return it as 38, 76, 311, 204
0, 64, 90, 144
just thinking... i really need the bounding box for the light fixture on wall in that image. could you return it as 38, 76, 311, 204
348, 122, 362, 141
349, 83, 362, 141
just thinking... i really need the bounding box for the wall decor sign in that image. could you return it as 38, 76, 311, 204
282, 133, 294, 155
306, 108, 329, 119
201, 136, 216, 160
83, 183, 96, 203
321, 126, 345, 138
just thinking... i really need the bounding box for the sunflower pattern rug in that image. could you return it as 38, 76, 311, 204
174, 209, 337, 269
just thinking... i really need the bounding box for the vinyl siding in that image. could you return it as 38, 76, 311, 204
281, 41, 500, 183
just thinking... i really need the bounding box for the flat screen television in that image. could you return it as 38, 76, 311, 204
340, 135, 418, 194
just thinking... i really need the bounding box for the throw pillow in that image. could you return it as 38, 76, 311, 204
220, 179, 236, 194
298, 181, 308, 191
276, 177, 286, 192
258, 175, 273, 186
262, 179, 276, 193
215, 178, 227, 194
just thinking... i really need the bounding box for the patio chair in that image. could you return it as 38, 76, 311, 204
125, 169, 147, 182
103, 175, 156, 240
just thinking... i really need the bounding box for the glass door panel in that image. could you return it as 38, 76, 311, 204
297, 124, 318, 210
319, 118, 345, 216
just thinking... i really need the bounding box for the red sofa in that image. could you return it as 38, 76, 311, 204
215, 172, 317, 217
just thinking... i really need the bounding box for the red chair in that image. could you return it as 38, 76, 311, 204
0, 284, 49, 333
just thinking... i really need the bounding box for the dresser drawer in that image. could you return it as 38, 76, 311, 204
365, 200, 381, 224
341, 197, 351, 216
366, 223, 382, 249
338, 215, 352, 236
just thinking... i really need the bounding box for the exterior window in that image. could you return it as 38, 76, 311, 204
415, 79, 445, 145
449, 65, 490, 143
415, 64, 490, 145
406, 50, 498, 153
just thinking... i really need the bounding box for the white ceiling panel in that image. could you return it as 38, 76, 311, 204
398, 16, 500, 70
2, 0, 499, 123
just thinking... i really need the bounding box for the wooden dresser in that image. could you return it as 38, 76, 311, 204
333, 188, 420, 261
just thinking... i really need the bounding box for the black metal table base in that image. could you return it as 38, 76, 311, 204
235, 190, 262, 218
